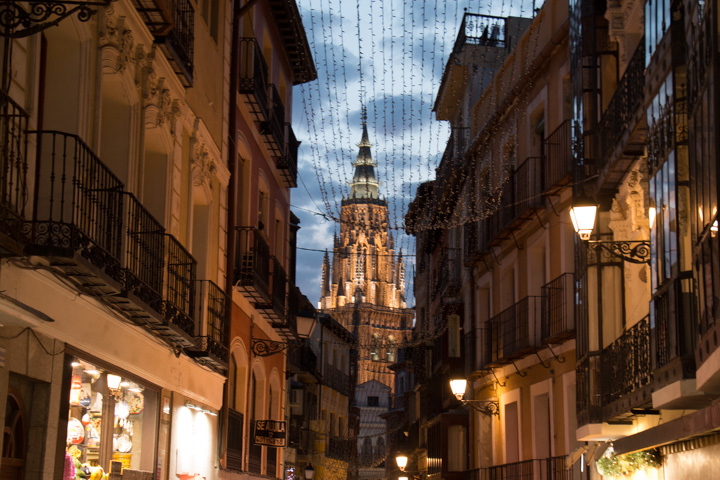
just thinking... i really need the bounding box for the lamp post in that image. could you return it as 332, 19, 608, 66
569, 201, 651, 264
449, 378, 499, 416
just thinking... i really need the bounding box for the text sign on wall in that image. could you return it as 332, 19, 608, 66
254, 420, 287, 447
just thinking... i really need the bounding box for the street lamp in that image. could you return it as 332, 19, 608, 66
304, 464, 315, 479
569, 201, 651, 264
396, 454, 408, 471
449, 378, 499, 416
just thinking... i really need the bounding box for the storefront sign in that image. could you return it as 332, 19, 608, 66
253, 420, 287, 447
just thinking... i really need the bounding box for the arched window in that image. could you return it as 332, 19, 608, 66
1, 392, 25, 479
374, 436, 385, 462
370, 334, 380, 361
386, 336, 396, 363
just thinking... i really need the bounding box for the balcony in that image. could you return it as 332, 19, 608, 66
540, 272, 575, 344
600, 316, 652, 417
487, 156, 544, 247
287, 344, 317, 375
255, 256, 289, 329
596, 40, 645, 183
131, 0, 173, 35
233, 226, 270, 303
226, 408, 244, 471
323, 364, 351, 396
155, 0, 194, 87
486, 296, 542, 366
188, 280, 229, 370
22, 130, 204, 351
433, 248, 461, 301
276, 123, 299, 188
260, 84, 285, 157
454, 13, 506, 53
542, 119, 574, 194
238, 38, 270, 122
0, 90, 29, 256
576, 354, 603, 427
478, 456, 575, 480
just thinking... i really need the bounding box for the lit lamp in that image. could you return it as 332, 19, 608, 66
569, 200, 650, 264
449, 378, 499, 416
106, 374, 123, 399
304, 464, 315, 479
569, 200, 598, 241
396, 454, 408, 471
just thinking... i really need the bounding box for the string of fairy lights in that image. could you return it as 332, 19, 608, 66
288, 0, 551, 471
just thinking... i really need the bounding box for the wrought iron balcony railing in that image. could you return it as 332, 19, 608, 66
131, 0, 173, 35
479, 456, 574, 480
233, 226, 270, 303
154, 233, 197, 345
576, 354, 603, 426
454, 13, 506, 54
260, 84, 285, 156
487, 296, 542, 365
276, 122, 299, 188
323, 364, 351, 396
597, 40, 645, 173
433, 248, 461, 301
155, 0, 194, 86
0, 89, 29, 254
24, 130, 125, 283
543, 119, 573, 193
255, 255, 286, 322
286, 344, 317, 373
600, 316, 651, 404
226, 408, 244, 471
189, 279, 229, 370
653, 277, 695, 374
541, 272, 575, 343
238, 37, 269, 122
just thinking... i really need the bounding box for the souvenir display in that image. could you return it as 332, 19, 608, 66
67, 418, 84, 445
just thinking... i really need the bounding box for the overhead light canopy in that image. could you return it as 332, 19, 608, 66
569, 199, 598, 241
449, 378, 467, 401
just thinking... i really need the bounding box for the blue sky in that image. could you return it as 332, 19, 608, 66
290, 0, 541, 307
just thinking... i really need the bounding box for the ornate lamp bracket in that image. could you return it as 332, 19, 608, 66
589, 240, 651, 264
0, 0, 116, 38
462, 399, 500, 416
251, 337, 293, 357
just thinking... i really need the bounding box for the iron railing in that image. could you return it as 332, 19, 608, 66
130, 0, 173, 35
454, 13, 506, 53
597, 40, 645, 172
600, 316, 651, 404
543, 119, 573, 191
323, 364, 351, 396
480, 456, 574, 480
24, 130, 124, 280
576, 354, 602, 426
233, 226, 270, 302
277, 122, 299, 187
287, 344, 317, 373
122, 192, 165, 315
513, 156, 544, 216
238, 38, 269, 121
488, 296, 542, 363
541, 273, 575, 343
270, 256, 287, 319
226, 408, 244, 471
261, 84, 285, 156
162, 233, 196, 341
190, 280, 229, 368
155, 0, 194, 86
0, 89, 28, 247
433, 248, 461, 300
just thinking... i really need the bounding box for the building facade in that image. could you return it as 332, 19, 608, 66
319, 117, 414, 479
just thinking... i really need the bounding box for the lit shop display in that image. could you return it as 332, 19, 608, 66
66, 358, 158, 478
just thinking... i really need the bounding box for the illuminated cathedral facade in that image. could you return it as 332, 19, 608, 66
319, 116, 414, 393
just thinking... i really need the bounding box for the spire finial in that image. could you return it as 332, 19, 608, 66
361, 104, 367, 124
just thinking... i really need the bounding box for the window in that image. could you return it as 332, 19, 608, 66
200, 0, 220, 42
367, 396, 379, 407
386, 336, 396, 363
66, 358, 158, 473
370, 334, 380, 361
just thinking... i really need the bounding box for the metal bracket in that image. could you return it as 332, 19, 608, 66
535, 351, 552, 369
534, 209, 547, 229
251, 338, 292, 357
545, 195, 561, 217
490, 368, 506, 387
462, 399, 500, 416
510, 231, 524, 250
546, 343, 565, 363
588, 240, 650, 264
0, 0, 116, 38
510, 359, 527, 377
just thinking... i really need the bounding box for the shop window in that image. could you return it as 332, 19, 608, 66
66, 358, 158, 476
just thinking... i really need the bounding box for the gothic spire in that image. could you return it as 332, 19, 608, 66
349, 106, 380, 200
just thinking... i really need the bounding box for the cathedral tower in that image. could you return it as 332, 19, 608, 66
320, 112, 414, 392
